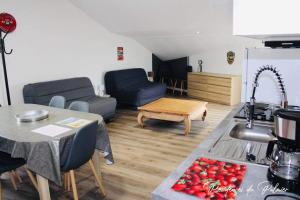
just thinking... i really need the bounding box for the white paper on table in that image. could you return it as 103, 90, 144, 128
32, 124, 72, 137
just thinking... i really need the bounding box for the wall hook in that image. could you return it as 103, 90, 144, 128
4, 48, 13, 55
0, 31, 13, 55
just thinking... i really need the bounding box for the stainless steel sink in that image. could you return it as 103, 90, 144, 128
208, 119, 276, 165
229, 123, 276, 143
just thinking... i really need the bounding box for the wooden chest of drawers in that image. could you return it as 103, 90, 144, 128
188, 72, 242, 105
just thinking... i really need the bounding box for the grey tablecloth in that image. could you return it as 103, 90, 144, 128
0, 104, 114, 186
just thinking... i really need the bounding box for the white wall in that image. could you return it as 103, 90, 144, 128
243, 48, 300, 106
0, 0, 152, 105
233, 0, 300, 38
189, 38, 262, 75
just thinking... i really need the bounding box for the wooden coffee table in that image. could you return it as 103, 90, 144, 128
137, 98, 208, 136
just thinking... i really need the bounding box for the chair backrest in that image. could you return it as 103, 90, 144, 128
68, 101, 89, 112
61, 121, 98, 171
49, 96, 66, 109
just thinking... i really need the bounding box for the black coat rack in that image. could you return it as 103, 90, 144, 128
0, 30, 13, 105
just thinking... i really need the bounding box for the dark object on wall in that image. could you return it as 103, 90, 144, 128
0, 13, 17, 106
198, 59, 203, 72
227, 51, 235, 64
104, 68, 166, 107
117, 47, 124, 60
23, 77, 117, 120
264, 40, 300, 48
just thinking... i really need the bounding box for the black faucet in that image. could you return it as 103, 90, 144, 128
246, 65, 288, 129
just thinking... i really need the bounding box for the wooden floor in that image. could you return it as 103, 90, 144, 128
1, 102, 232, 200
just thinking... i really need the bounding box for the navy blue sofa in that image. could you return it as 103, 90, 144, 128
104, 68, 166, 107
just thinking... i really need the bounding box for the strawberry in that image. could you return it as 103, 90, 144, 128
194, 192, 206, 198
208, 173, 216, 179
218, 169, 228, 175
193, 161, 200, 166
199, 171, 208, 179
207, 159, 217, 165
208, 165, 219, 171
227, 167, 236, 173
241, 165, 247, 170
191, 185, 203, 192
207, 169, 217, 175
191, 165, 202, 173
217, 161, 226, 167
172, 183, 187, 191
220, 180, 228, 186
216, 175, 225, 180
232, 164, 241, 171
226, 190, 237, 198
236, 170, 246, 176
227, 175, 238, 183
225, 164, 232, 169
215, 192, 225, 199
236, 175, 244, 181
185, 188, 195, 195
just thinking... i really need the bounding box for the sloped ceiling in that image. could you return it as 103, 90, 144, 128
70, 0, 244, 60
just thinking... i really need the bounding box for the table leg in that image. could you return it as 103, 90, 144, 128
184, 116, 191, 136
137, 112, 145, 128
37, 175, 51, 200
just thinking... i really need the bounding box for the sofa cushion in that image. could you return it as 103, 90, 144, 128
120, 83, 164, 99
77, 96, 117, 120
118, 82, 166, 107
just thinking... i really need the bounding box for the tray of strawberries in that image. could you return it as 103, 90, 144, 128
172, 157, 247, 200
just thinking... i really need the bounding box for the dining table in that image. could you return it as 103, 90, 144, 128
0, 103, 114, 200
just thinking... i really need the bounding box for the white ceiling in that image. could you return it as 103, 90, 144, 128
70, 0, 248, 60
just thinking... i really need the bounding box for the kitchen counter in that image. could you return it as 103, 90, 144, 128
152, 105, 300, 200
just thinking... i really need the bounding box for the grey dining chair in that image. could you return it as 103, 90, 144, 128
68, 101, 89, 112
0, 151, 38, 199
49, 96, 66, 109
61, 121, 105, 199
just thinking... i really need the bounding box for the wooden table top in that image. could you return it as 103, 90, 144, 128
138, 98, 208, 115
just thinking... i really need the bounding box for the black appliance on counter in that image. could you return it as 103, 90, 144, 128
266, 109, 300, 194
